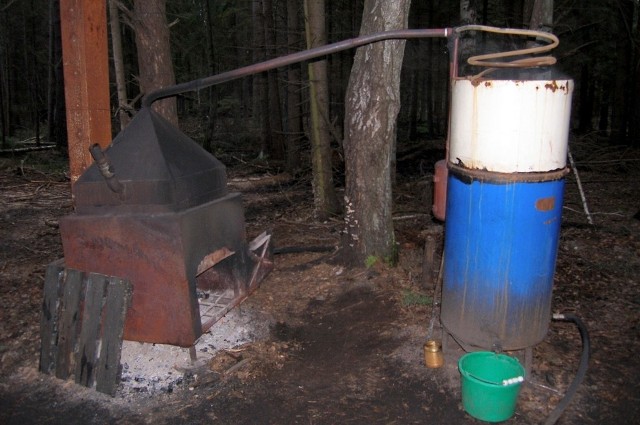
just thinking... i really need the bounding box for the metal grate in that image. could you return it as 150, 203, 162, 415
198, 289, 237, 332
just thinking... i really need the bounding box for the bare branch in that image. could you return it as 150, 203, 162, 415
0, 0, 19, 12
110, 0, 134, 27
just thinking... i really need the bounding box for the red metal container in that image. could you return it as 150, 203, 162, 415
59, 108, 271, 347
432, 159, 447, 221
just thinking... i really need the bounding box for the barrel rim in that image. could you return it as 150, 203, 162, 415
447, 162, 569, 184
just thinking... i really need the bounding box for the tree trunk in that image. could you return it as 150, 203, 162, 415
0, 54, 5, 149
24, 1, 40, 145
598, 85, 610, 132
0, 7, 13, 147
503, 0, 524, 27
109, 0, 130, 130
408, 71, 418, 140
304, 0, 339, 219
263, 0, 285, 160
203, 0, 217, 152
133, 0, 178, 126
460, 0, 478, 24
630, 5, 640, 147
252, 0, 269, 156
47, 0, 66, 150
234, 5, 251, 124
528, 0, 553, 33
609, 0, 633, 144
342, 0, 411, 266
459, 0, 478, 75
286, 0, 303, 172
577, 63, 594, 134
576, 3, 593, 134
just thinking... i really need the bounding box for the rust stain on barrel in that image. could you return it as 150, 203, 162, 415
545, 81, 558, 92
545, 80, 566, 93
536, 196, 555, 211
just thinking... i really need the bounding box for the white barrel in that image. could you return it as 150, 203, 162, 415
449, 78, 573, 173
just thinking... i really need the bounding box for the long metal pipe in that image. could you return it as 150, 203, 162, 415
143, 25, 562, 108
142, 28, 453, 107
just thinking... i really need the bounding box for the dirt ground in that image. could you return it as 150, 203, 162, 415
1, 141, 639, 424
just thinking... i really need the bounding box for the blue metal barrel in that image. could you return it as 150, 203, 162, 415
441, 78, 573, 350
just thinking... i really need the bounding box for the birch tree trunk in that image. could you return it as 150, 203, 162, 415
133, 0, 178, 126
304, 0, 339, 219
342, 0, 411, 266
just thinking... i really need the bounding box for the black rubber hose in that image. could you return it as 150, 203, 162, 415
273, 245, 334, 255
544, 313, 590, 425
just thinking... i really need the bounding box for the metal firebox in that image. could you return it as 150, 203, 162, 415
60, 107, 272, 347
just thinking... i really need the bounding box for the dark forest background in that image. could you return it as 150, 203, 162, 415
0, 0, 638, 159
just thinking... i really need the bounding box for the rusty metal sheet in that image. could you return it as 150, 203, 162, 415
448, 162, 569, 184
73, 108, 228, 215
60, 193, 249, 347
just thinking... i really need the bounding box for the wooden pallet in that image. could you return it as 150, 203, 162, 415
39, 260, 132, 396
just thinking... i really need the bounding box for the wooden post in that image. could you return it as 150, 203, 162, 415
60, 0, 111, 187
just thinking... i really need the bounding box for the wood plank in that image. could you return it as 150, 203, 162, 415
39, 263, 132, 395
59, 0, 112, 184
95, 277, 132, 396
54, 269, 84, 380
74, 273, 107, 387
39, 260, 65, 374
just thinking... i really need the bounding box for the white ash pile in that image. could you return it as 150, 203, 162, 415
116, 305, 273, 397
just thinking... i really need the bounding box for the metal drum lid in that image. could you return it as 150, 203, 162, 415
449, 78, 573, 173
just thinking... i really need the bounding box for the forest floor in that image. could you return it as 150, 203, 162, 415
0, 139, 639, 425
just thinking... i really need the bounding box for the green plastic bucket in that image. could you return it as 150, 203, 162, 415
458, 351, 525, 422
